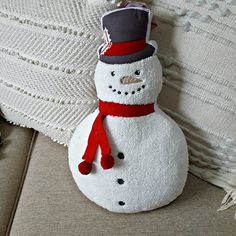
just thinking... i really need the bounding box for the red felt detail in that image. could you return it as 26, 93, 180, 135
98, 100, 155, 117
100, 154, 115, 170
104, 39, 146, 56
80, 100, 155, 175
78, 161, 92, 175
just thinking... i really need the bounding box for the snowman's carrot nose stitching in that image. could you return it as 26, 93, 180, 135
120, 76, 142, 85
78, 100, 155, 175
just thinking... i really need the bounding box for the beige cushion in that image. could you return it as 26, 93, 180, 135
0, 118, 35, 235
9, 133, 236, 236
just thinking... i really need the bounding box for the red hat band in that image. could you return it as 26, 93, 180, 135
102, 39, 146, 57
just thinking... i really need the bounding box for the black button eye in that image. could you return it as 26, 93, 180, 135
134, 70, 140, 75
117, 179, 124, 185
111, 71, 115, 76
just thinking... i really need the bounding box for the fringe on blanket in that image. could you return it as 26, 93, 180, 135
218, 189, 236, 220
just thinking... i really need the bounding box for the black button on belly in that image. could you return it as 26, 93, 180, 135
118, 201, 125, 206
117, 152, 124, 159
116, 152, 125, 207
117, 178, 124, 185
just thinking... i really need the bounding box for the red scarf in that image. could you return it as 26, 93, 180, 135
78, 100, 155, 175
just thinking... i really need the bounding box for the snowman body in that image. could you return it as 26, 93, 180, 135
69, 56, 188, 213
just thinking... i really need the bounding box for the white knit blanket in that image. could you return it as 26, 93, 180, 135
0, 0, 115, 144
0, 0, 235, 215
149, 0, 236, 216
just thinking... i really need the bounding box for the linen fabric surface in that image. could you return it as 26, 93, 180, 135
8, 132, 236, 235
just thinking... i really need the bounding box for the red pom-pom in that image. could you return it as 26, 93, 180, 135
78, 161, 92, 175
100, 154, 115, 170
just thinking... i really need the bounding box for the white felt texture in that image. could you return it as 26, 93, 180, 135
69, 106, 188, 213
69, 56, 188, 213
95, 56, 162, 105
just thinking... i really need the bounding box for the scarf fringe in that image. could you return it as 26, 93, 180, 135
217, 189, 236, 220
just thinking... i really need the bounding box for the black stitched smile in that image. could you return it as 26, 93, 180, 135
108, 84, 146, 95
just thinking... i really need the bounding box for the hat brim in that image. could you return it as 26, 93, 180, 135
99, 44, 155, 64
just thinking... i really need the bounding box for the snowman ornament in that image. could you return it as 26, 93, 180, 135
69, 6, 188, 213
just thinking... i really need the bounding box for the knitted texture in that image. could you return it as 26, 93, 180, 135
0, 0, 235, 213
0, 0, 117, 145
149, 0, 236, 214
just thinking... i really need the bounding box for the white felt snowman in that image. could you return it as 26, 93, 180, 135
69, 5, 188, 213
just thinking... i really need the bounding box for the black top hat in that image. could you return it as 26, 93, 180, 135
98, 7, 156, 64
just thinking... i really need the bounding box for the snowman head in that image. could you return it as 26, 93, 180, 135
95, 55, 162, 105
95, 7, 162, 105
